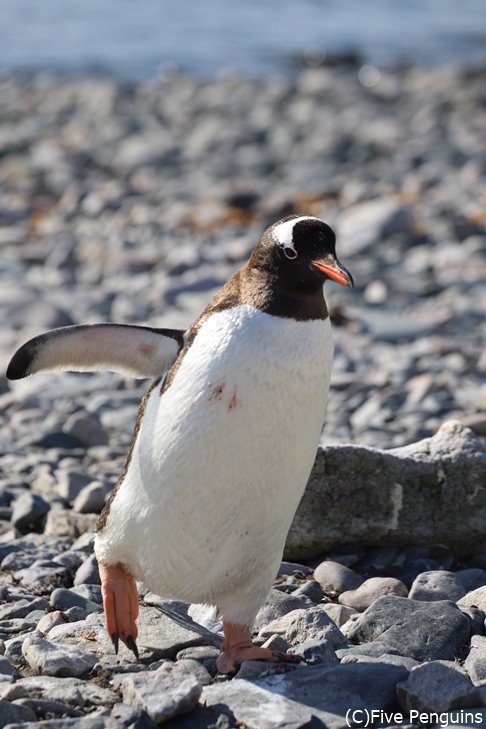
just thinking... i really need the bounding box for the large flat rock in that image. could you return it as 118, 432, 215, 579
47, 605, 218, 667
286, 421, 486, 559
344, 595, 471, 662
202, 662, 408, 729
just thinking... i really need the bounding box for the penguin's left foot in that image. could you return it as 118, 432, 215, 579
216, 621, 300, 674
99, 562, 139, 659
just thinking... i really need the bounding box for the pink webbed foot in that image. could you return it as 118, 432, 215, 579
216, 621, 301, 675
99, 562, 140, 659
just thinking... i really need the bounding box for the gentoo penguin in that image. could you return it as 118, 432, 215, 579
7, 215, 353, 673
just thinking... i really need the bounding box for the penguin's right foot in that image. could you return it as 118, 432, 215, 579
216, 620, 300, 674
99, 562, 139, 659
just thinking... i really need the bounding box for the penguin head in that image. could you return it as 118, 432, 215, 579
253, 215, 354, 293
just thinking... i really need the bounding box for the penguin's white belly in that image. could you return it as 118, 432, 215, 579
95, 305, 333, 622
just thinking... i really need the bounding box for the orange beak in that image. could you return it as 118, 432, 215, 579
311, 258, 354, 288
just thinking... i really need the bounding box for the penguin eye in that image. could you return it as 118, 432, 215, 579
283, 246, 298, 260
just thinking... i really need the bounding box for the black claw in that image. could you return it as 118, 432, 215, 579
126, 634, 139, 660
111, 633, 119, 654
272, 651, 301, 664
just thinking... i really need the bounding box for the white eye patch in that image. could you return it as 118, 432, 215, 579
283, 246, 297, 260
273, 215, 321, 257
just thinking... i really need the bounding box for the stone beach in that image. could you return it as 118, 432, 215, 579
0, 59, 485, 728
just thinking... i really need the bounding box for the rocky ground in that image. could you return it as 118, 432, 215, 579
0, 61, 485, 728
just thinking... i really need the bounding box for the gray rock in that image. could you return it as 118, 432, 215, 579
352, 306, 450, 342
44, 511, 98, 538
348, 547, 401, 573
261, 634, 290, 653
346, 596, 471, 661
3, 636, 27, 669
234, 659, 291, 680
110, 703, 158, 729
258, 606, 348, 650
2, 549, 67, 586
340, 653, 418, 671
337, 198, 413, 255
22, 631, 98, 677
202, 662, 409, 729
62, 414, 108, 448
336, 641, 401, 659
0, 585, 37, 602
1, 718, 125, 729
6, 697, 84, 720
0, 700, 36, 726
25, 609, 49, 623
253, 589, 309, 632
288, 638, 338, 665
0, 598, 49, 621
459, 606, 485, 637
363, 279, 388, 304
6, 300, 74, 330
121, 662, 202, 723
29, 464, 56, 500
456, 568, 486, 593
113, 133, 174, 173
175, 645, 220, 676
408, 570, 466, 602
0, 655, 18, 680
64, 607, 89, 622
354, 547, 402, 574
350, 396, 387, 432
71, 533, 96, 553
46, 615, 117, 667
396, 660, 479, 713
313, 560, 363, 595
99, 405, 140, 432
53, 551, 85, 570
48, 606, 216, 666
56, 472, 94, 503
173, 658, 212, 686
464, 635, 486, 685
134, 605, 218, 660
0, 675, 117, 707
291, 580, 323, 603
278, 562, 313, 577
37, 611, 69, 635
50, 588, 102, 614
339, 577, 408, 611
0, 526, 16, 544
73, 555, 100, 586
286, 422, 486, 559
459, 587, 486, 613
72, 482, 111, 514
0, 617, 38, 634
70, 585, 102, 604
0, 555, 34, 582
10, 493, 50, 531
322, 604, 358, 627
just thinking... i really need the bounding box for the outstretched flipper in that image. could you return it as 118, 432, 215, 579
6, 323, 185, 380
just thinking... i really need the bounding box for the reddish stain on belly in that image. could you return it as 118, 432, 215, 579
228, 386, 239, 410
208, 383, 226, 401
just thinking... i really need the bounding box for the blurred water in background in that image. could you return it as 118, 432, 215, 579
1, 0, 485, 80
